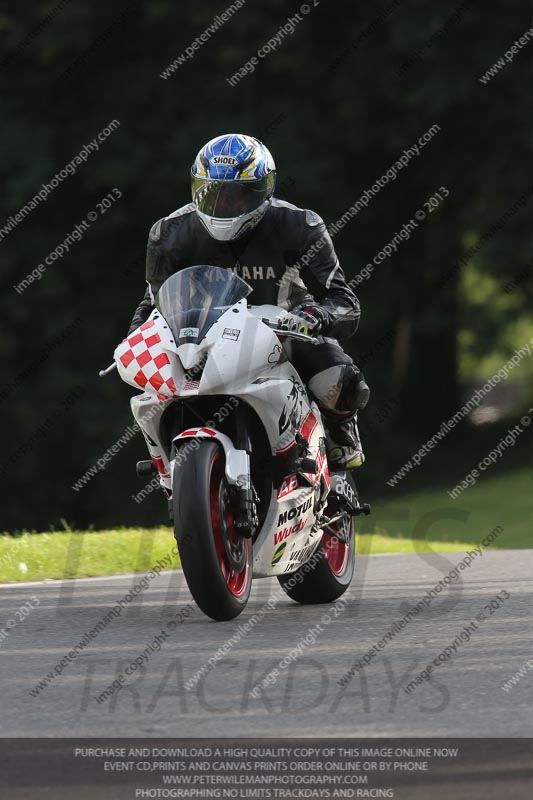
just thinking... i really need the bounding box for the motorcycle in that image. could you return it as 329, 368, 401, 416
104, 265, 370, 621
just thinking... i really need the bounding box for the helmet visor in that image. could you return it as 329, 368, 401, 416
192, 176, 273, 219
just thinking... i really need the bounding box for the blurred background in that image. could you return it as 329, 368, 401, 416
0, 0, 532, 536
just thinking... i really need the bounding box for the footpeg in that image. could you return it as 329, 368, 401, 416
319, 513, 351, 543
136, 460, 157, 477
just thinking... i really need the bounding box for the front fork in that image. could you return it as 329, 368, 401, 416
167, 399, 258, 538
232, 401, 258, 539
131, 394, 173, 491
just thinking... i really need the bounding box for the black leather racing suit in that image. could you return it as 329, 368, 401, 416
128, 198, 369, 418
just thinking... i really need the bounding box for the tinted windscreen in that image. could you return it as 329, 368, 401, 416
155, 265, 251, 342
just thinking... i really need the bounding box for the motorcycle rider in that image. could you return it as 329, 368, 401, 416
128, 133, 369, 469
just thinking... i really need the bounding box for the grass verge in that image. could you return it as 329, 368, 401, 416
1, 468, 529, 583
0, 527, 179, 584
369, 466, 532, 550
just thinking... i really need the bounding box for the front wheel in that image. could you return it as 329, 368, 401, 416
173, 441, 252, 621
277, 511, 355, 604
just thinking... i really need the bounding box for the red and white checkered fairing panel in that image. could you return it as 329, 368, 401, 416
115, 319, 178, 399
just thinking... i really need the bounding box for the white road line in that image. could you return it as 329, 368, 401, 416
0, 569, 177, 589
2, 549, 506, 590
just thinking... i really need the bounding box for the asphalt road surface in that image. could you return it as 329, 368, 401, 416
0, 549, 532, 738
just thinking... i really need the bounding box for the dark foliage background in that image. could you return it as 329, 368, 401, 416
1, 0, 531, 531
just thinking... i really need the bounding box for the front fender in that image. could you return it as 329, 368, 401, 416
172, 427, 250, 489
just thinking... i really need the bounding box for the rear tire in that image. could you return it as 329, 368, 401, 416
277, 511, 355, 604
173, 441, 252, 621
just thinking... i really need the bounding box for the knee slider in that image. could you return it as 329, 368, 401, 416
337, 365, 370, 412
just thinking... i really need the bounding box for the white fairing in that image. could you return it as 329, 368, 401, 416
177, 343, 203, 370
115, 300, 331, 578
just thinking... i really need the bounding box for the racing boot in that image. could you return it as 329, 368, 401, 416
323, 411, 365, 469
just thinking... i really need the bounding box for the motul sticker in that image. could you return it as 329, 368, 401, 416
222, 328, 240, 341
277, 496, 312, 526
179, 327, 199, 338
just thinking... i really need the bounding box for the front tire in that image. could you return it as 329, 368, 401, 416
277, 511, 355, 604
173, 441, 252, 621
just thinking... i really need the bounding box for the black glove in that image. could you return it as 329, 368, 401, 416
292, 303, 330, 334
